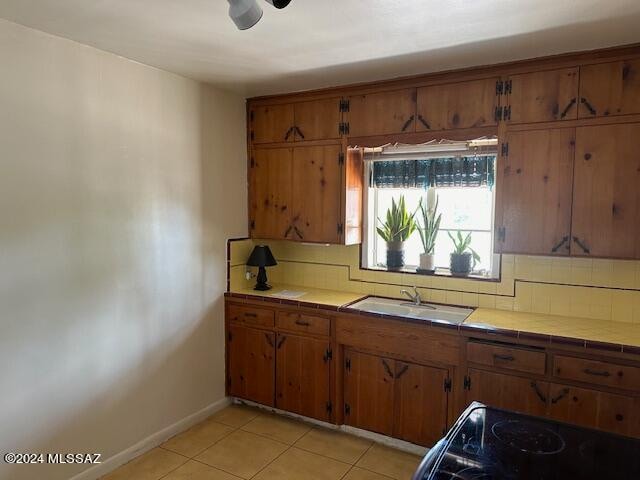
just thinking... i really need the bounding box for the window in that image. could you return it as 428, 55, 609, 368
362, 140, 500, 279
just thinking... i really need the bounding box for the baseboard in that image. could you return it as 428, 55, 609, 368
70, 396, 232, 480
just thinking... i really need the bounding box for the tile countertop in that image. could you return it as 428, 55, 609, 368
227, 283, 366, 309
464, 308, 640, 352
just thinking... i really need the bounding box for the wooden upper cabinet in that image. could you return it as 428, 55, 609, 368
548, 383, 639, 437
393, 362, 449, 446
347, 88, 416, 137
291, 145, 342, 243
275, 334, 331, 422
506, 68, 579, 124
496, 128, 575, 255
572, 123, 640, 259
416, 78, 499, 131
344, 350, 395, 436
250, 148, 292, 240
579, 59, 640, 118
251, 104, 295, 144
227, 325, 275, 406
294, 98, 342, 141
467, 369, 549, 417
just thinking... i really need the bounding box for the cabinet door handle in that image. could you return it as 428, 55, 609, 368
276, 335, 286, 349
264, 333, 274, 347
580, 97, 597, 116
294, 126, 305, 140
551, 235, 569, 253
395, 364, 409, 379
493, 354, 515, 362
294, 319, 311, 326
381, 359, 394, 379
284, 126, 295, 141
572, 236, 591, 254
530, 381, 547, 403
401, 115, 415, 132
417, 114, 431, 130
284, 225, 293, 238
559, 97, 576, 119
551, 388, 570, 404
293, 226, 304, 240
583, 368, 611, 377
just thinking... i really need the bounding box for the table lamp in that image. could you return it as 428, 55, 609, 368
246, 245, 277, 291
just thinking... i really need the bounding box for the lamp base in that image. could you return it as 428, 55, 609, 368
253, 266, 271, 291
253, 282, 272, 291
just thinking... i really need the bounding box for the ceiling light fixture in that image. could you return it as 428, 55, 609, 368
227, 0, 293, 30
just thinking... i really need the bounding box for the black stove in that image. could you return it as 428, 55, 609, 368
413, 402, 640, 480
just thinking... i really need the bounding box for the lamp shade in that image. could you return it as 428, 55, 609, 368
246, 245, 277, 267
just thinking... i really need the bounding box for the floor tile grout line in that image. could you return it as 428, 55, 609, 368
189, 457, 246, 479
248, 443, 294, 479
150, 449, 191, 480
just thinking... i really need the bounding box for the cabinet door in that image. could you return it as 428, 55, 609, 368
506, 68, 578, 124
291, 145, 342, 243
294, 98, 342, 141
344, 351, 395, 436
416, 78, 499, 131
250, 104, 295, 144
579, 59, 640, 118
275, 334, 331, 421
250, 148, 293, 240
347, 89, 416, 137
496, 128, 574, 255
467, 369, 548, 417
227, 325, 275, 406
393, 361, 449, 447
572, 124, 640, 258
548, 383, 639, 437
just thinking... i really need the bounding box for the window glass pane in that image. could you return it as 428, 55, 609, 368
436, 187, 493, 231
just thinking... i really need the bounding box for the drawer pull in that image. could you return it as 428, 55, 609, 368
381, 359, 394, 379
244, 313, 258, 318
583, 368, 611, 377
530, 381, 547, 403
551, 388, 570, 404
493, 354, 515, 362
294, 319, 311, 326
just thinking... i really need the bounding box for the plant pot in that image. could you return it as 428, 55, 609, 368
450, 253, 472, 276
419, 253, 435, 272
386, 241, 405, 271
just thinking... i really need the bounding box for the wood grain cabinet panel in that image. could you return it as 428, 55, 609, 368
275, 334, 332, 421
250, 104, 295, 144
347, 89, 416, 137
506, 68, 579, 124
294, 98, 342, 141
277, 311, 330, 337
227, 325, 275, 406
467, 342, 546, 375
393, 361, 449, 446
250, 148, 293, 240
496, 128, 575, 255
228, 304, 275, 328
553, 355, 640, 392
416, 78, 499, 131
466, 369, 549, 417
548, 383, 639, 437
344, 350, 395, 436
572, 123, 640, 259
291, 145, 343, 243
579, 59, 640, 118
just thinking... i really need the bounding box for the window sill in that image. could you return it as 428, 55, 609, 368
362, 264, 500, 282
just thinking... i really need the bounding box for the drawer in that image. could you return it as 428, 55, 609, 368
277, 311, 330, 336
228, 304, 274, 328
467, 342, 546, 375
553, 355, 640, 391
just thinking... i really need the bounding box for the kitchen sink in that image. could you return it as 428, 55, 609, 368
349, 296, 473, 324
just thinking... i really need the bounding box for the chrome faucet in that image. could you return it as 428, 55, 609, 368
401, 286, 422, 305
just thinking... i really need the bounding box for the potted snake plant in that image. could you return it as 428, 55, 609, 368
377, 196, 417, 271
448, 231, 480, 276
417, 195, 441, 272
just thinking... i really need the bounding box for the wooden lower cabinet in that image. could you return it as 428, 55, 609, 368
393, 361, 449, 446
466, 369, 548, 417
548, 383, 639, 437
344, 350, 449, 446
344, 350, 395, 436
275, 333, 332, 421
227, 324, 275, 406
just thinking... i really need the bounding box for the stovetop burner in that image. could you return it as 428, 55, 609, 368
491, 420, 565, 455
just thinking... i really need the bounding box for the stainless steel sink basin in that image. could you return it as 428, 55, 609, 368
349, 297, 473, 324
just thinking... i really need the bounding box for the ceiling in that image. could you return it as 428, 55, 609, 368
1, 0, 639, 97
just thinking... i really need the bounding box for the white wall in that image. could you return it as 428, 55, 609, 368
0, 19, 246, 480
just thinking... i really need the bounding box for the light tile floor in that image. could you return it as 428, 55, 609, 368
101, 404, 422, 480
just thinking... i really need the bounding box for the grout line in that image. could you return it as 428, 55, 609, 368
248, 443, 293, 479
153, 449, 190, 480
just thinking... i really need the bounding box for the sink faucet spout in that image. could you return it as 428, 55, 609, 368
400, 286, 422, 305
